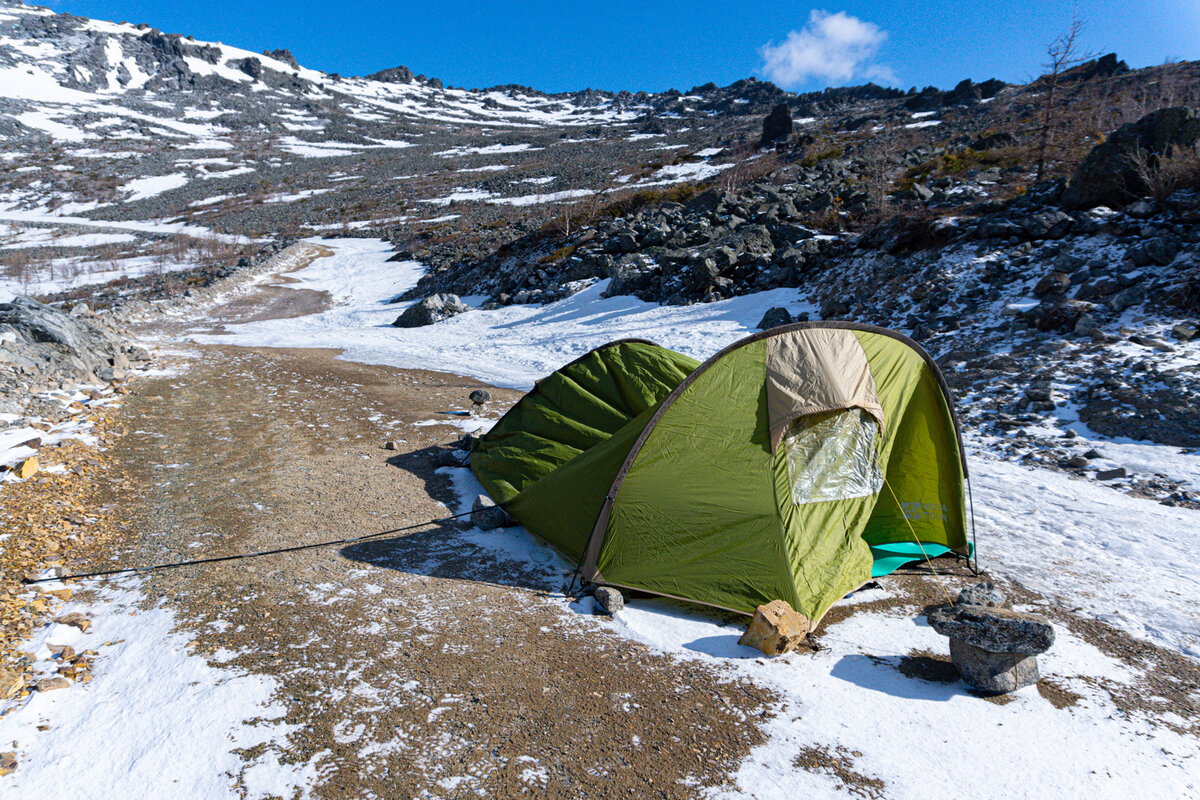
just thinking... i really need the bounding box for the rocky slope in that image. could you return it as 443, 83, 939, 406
1, 0, 1199, 503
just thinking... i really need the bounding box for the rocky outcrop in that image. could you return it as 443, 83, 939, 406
1062, 107, 1200, 209
759, 102, 793, 148
0, 297, 140, 386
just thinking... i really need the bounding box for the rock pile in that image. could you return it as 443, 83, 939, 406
927, 583, 1055, 694
0, 297, 148, 413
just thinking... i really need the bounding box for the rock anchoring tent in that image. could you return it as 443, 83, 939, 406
470, 323, 971, 626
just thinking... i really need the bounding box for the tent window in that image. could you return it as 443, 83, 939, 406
783, 408, 883, 505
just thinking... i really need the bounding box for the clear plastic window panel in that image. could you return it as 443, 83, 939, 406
784, 409, 883, 505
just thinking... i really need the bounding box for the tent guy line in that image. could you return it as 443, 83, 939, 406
20, 507, 482, 585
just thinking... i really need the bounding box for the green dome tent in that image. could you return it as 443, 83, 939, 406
470, 323, 970, 626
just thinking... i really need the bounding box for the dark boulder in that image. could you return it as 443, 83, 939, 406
758, 102, 793, 148
1062, 107, 1200, 209
368, 65, 415, 83
757, 307, 793, 330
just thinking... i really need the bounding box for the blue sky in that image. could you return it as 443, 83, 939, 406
44, 1, 1200, 93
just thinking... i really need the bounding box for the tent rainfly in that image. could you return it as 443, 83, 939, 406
470, 323, 971, 626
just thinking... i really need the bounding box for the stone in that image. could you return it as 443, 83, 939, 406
594, 586, 624, 615
738, 599, 811, 656
1126, 237, 1179, 267
758, 102, 793, 148
1021, 210, 1073, 240
15, 456, 38, 479
1096, 467, 1127, 480
54, 612, 91, 633
35, 676, 71, 692
603, 231, 639, 254
0, 669, 26, 700
469, 389, 491, 405
1106, 284, 1145, 313
926, 604, 1054, 656
756, 307, 792, 330
956, 582, 1005, 607
1171, 322, 1197, 342
0, 752, 15, 777
392, 294, 470, 328
949, 638, 1041, 693
383, 440, 400, 451
470, 494, 512, 530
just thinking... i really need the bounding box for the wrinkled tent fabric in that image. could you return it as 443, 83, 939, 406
764, 328, 884, 452
470, 324, 969, 625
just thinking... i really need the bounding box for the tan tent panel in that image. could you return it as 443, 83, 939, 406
765, 328, 884, 452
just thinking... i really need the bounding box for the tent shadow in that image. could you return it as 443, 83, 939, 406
336, 442, 571, 598
829, 653, 966, 701
683, 634, 762, 659
338, 522, 567, 600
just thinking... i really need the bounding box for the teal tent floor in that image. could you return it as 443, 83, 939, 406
869, 542, 965, 577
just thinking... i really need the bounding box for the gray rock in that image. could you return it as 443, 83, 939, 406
469, 389, 491, 404
1022, 210, 1073, 240
604, 232, 639, 254
1062, 107, 1200, 209
956, 582, 1005, 607
1171, 322, 1197, 342
950, 638, 1041, 693
594, 586, 625, 615
470, 494, 512, 529
392, 294, 470, 328
1106, 284, 1145, 313
926, 604, 1054, 655
1096, 467, 1127, 480
757, 307, 792, 330
1126, 237, 1179, 267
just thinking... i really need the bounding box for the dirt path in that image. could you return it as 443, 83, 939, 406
87, 265, 775, 797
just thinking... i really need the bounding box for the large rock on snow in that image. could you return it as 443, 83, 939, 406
738, 599, 810, 655
470, 494, 514, 529
926, 604, 1054, 656
928, 603, 1054, 694
392, 294, 470, 327
594, 586, 624, 615
1062, 107, 1200, 209
757, 307, 793, 330
949, 638, 1042, 693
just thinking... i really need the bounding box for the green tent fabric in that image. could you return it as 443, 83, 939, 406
470, 324, 970, 626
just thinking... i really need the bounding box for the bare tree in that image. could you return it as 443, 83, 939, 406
1034, 13, 1089, 180
1126, 143, 1200, 201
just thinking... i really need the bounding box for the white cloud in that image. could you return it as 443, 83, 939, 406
759, 10, 897, 88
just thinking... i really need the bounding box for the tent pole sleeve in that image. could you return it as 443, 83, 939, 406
580, 494, 616, 581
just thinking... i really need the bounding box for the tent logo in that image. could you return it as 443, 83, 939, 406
900, 501, 948, 522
